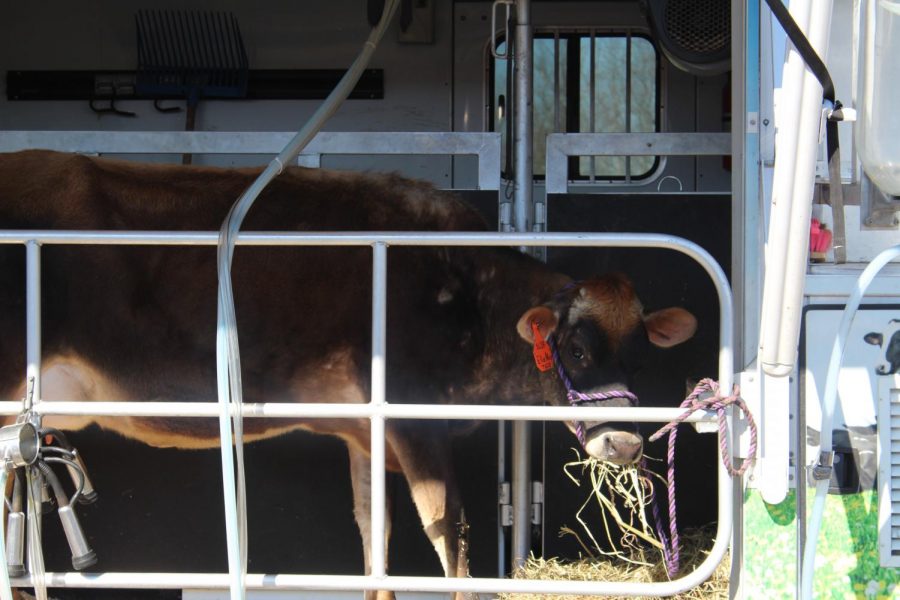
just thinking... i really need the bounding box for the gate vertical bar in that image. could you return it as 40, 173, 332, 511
24, 240, 48, 600
370, 242, 388, 579
26, 241, 41, 409
511, 421, 531, 567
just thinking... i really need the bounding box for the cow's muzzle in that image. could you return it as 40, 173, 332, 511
582, 422, 643, 465
875, 363, 894, 375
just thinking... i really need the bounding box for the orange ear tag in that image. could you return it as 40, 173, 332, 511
531, 321, 554, 372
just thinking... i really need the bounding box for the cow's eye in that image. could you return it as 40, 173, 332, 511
571, 345, 585, 361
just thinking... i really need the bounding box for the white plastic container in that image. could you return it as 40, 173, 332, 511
856, 0, 900, 196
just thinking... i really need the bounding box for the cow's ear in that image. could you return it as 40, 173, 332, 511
645, 307, 697, 348
864, 332, 884, 346
516, 306, 558, 344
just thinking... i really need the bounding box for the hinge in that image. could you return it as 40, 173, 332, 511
498, 481, 544, 526
498, 482, 513, 527
531, 481, 543, 525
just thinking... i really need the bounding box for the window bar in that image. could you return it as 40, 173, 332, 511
589, 29, 596, 183
625, 30, 632, 184
553, 30, 560, 133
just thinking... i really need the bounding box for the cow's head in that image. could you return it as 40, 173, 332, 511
864, 320, 900, 375
516, 274, 697, 465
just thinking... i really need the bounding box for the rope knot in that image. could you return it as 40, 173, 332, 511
646, 377, 759, 577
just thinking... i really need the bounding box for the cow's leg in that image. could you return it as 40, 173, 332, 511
348, 443, 395, 600
386, 421, 475, 600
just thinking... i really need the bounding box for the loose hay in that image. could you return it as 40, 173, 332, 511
500, 528, 730, 600
560, 453, 663, 564
498, 453, 728, 599
498, 529, 731, 600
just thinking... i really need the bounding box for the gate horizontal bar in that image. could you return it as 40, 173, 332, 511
12, 568, 724, 596
0, 230, 716, 247
0, 400, 718, 422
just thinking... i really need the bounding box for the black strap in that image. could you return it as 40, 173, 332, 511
765, 0, 848, 263
763, 0, 835, 103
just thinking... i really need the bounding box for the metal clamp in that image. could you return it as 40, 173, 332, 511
807, 450, 834, 485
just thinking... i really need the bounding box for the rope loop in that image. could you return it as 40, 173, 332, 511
649, 377, 757, 478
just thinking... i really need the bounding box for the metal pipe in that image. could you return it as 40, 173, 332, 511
26, 241, 41, 412
496, 421, 506, 577
511, 0, 535, 553
0, 229, 734, 248
0, 131, 503, 193
11, 554, 742, 597
369, 242, 388, 579
510, 421, 530, 567
0, 402, 722, 423
513, 0, 532, 233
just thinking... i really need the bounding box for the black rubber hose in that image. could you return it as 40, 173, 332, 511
35, 461, 69, 508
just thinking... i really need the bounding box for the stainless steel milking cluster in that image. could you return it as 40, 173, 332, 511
0, 422, 97, 575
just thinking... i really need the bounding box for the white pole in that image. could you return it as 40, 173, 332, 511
759, 0, 835, 376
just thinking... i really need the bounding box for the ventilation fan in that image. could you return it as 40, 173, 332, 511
641, 0, 731, 76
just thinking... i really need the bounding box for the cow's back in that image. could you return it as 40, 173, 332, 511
0, 150, 492, 446
0, 150, 489, 232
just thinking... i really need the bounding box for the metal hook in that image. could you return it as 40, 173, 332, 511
89, 98, 137, 118
657, 175, 684, 192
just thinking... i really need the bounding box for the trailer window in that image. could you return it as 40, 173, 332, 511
491, 30, 660, 181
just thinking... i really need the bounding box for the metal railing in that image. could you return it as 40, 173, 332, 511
544, 132, 732, 194
0, 229, 734, 597
0, 131, 502, 192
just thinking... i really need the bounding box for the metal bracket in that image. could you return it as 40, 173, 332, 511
490, 0, 514, 59
861, 173, 900, 229
807, 450, 834, 485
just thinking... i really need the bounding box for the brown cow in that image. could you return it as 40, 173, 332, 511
0, 150, 697, 599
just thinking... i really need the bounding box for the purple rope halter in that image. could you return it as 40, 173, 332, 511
545, 335, 638, 446
545, 334, 677, 574
647, 377, 758, 576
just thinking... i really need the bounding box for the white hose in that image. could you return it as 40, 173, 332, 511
214, 3, 400, 599
0, 468, 12, 600
25, 466, 46, 600
801, 244, 900, 599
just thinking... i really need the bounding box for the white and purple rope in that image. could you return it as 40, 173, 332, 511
647, 378, 758, 576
